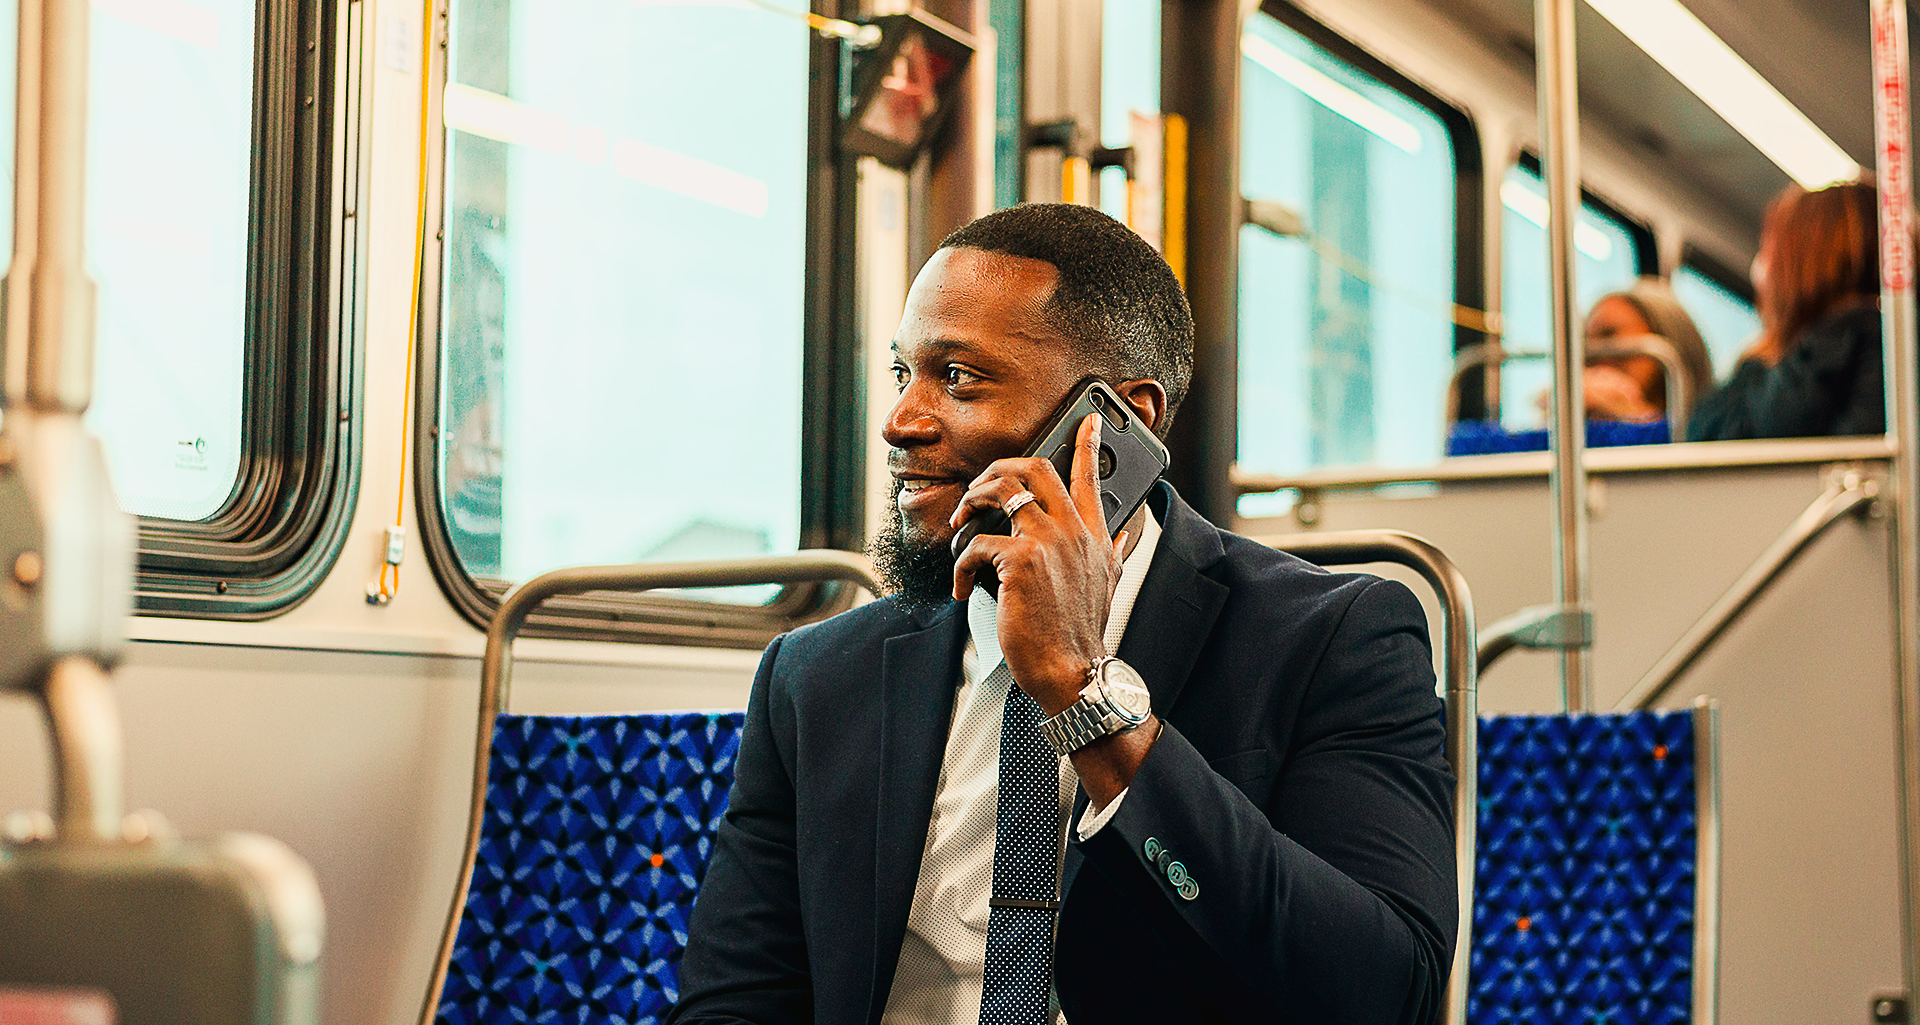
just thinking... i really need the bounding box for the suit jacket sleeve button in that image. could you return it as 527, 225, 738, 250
1166, 861, 1188, 887
1178, 879, 1199, 901
1143, 837, 1161, 861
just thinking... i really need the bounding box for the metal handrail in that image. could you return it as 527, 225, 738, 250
1474, 604, 1593, 681
1447, 334, 1696, 439
1231, 435, 1896, 498
1614, 474, 1880, 710
1250, 529, 1476, 1025
418, 551, 882, 1025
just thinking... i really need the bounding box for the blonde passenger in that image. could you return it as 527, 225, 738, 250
1581, 278, 1716, 423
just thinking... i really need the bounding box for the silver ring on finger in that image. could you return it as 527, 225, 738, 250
1002, 490, 1039, 520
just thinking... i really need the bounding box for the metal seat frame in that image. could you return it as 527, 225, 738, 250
1259, 531, 1719, 1025
420, 535, 1486, 1025
1447, 335, 1697, 440
1252, 530, 1477, 1025
416, 552, 882, 1025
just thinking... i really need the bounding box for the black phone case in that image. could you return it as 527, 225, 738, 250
950, 380, 1170, 558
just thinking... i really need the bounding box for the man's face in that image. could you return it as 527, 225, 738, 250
884, 247, 1086, 543
869, 247, 1085, 606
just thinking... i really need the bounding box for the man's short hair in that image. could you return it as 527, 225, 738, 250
938, 203, 1195, 434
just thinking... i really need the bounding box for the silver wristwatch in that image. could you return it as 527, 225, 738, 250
1039, 657, 1153, 757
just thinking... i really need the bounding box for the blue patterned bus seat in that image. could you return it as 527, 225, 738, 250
1473, 710, 1698, 1025
435, 711, 745, 1025
1448, 419, 1672, 456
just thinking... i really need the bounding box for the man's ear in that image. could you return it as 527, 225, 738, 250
1115, 378, 1167, 434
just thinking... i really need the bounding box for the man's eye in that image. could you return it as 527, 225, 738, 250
945, 366, 979, 387
891, 365, 909, 391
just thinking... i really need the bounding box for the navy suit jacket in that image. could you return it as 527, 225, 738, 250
669, 484, 1457, 1025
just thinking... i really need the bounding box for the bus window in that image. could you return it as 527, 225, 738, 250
1673, 261, 1761, 381
1497, 163, 1646, 430
1100, 0, 1159, 224
1236, 10, 1460, 514
0, 0, 362, 613
0, 0, 257, 521
436, 0, 809, 599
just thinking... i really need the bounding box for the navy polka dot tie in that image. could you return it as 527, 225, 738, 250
977, 661, 1061, 1025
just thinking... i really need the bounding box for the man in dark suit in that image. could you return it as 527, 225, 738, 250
668, 204, 1456, 1025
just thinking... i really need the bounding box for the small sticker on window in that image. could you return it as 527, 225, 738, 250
0, 987, 116, 1025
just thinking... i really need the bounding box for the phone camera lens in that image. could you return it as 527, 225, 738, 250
1098, 444, 1116, 479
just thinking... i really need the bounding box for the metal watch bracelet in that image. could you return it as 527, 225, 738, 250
1040, 702, 1105, 756
1040, 690, 1139, 756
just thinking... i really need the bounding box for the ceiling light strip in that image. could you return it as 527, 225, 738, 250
1584, 0, 1858, 189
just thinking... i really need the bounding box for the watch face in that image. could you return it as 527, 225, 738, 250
1098, 660, 1153, 723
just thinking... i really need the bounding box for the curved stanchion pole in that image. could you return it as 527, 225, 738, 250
1477, 627, 1520, 678
1473, 605, 1593, 679
417, 551, 882, 1025
1250, 530, 1477, 1025
1614, 476, 1879, 711
38, 655, 123, 841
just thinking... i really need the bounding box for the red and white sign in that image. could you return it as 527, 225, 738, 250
1873, 0, 1913, 291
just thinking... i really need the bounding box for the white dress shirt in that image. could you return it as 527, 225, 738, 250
879, 507, 1163, 1025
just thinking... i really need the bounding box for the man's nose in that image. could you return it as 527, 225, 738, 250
882, 383, 940, 448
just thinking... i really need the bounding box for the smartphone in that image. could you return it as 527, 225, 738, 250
950, 379, 1171, 559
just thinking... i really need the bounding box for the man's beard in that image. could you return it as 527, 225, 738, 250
868, 482, 959, 613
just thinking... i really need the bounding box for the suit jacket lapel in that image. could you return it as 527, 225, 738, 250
1117, 531, 1229, 715
867, 602, 967, 1025
1062, 484, 1229, 895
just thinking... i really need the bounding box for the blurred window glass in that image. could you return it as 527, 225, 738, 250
438, 0, 809, 596
1236, 11, 1458, 517
1497, 163, 1643, 429
0, 0, 257, 520
1673, 262, 1760, 381
1100, 0, 1159, 223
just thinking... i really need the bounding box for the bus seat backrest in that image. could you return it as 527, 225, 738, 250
433, 707, 1703, 1025
434, 711, 745, 1025
1472, 709, 1698, 1025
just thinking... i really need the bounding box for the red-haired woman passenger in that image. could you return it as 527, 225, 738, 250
1688, 181, 1884, 441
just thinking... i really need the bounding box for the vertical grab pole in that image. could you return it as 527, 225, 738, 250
1535, 0, 1591, 710
2, 0, 127, 843
1871, 0, 1920, 1009
14, 0, 94, 413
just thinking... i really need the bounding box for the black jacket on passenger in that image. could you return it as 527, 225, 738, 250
1687, 306, 1883, 441
667, 483, 1458, 1025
